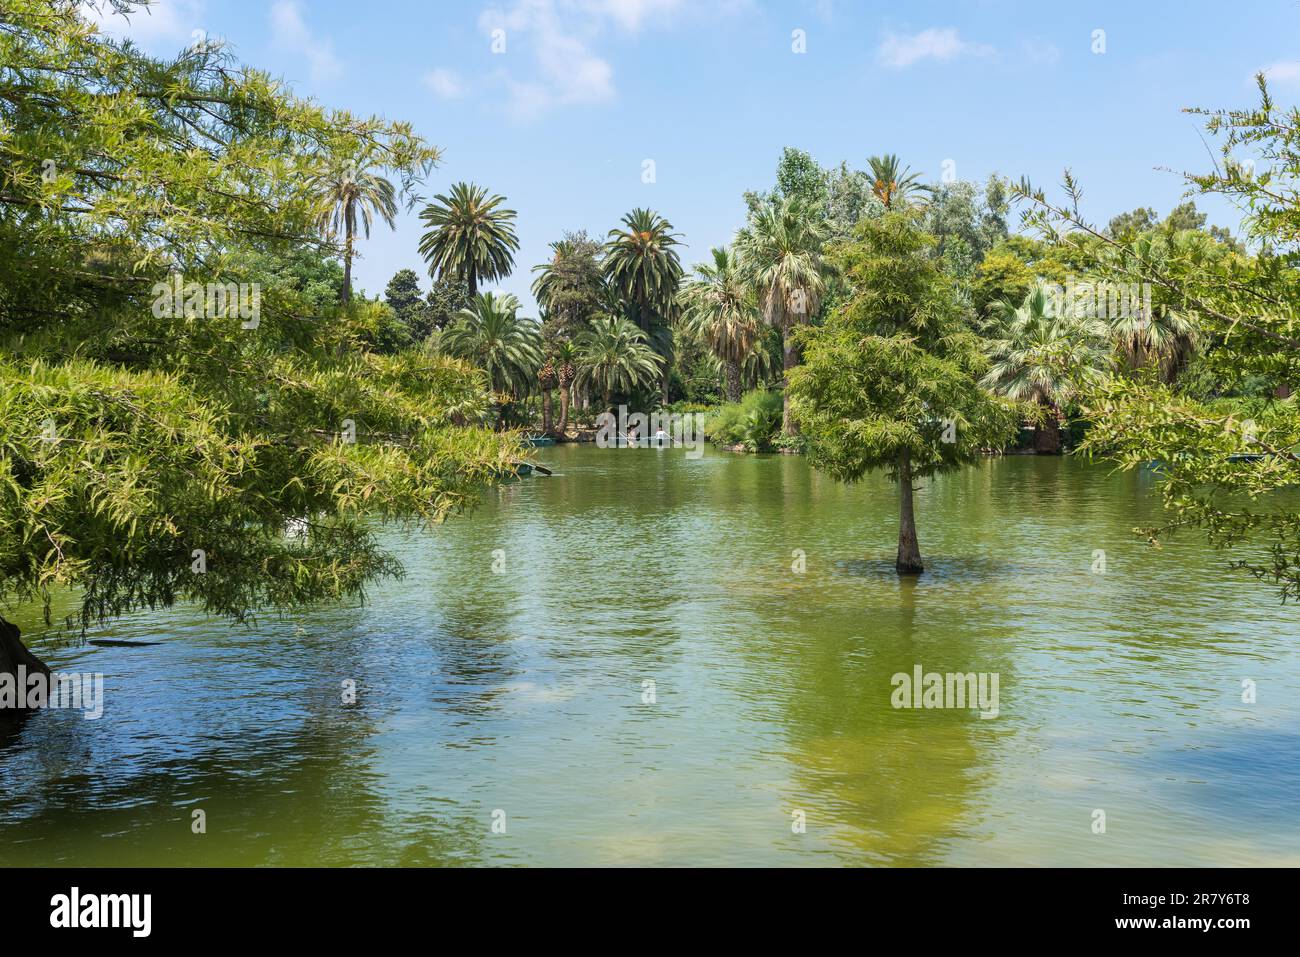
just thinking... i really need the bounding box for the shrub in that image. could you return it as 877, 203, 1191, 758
705, 389, 784, 450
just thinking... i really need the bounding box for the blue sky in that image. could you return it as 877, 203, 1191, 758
89, 0, 1300, 311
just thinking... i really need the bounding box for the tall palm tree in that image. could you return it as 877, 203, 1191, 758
554, 340, 578, 436
734, 197, 830, 434
604, 208, 683, 403
439, 292, 542, 400
866, 154, 933, 210
678, 246, 762, 402
574, 316, 663, 411
537, 351, 558, 435
418, 183, 520, 296
982, 283, 1110, 454
308, 147, 398, 302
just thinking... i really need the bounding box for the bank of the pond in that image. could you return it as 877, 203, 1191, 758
2, 446, 1298, 866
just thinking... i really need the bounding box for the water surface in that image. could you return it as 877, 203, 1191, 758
3, 446, 1298, 866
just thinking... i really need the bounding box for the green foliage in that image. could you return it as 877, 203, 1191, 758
603, 208, 683, 334
531, 230, 607, 339
574, 316, 663, 406
0, 1, 515, 632
418, 182, 519, 295
705, 390, 784, 449
1016, 75, 1300, 597
789, 211, 1020, 484
438, 293, 542, 399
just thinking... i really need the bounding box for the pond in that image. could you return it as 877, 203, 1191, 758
2, 444, 1298, 866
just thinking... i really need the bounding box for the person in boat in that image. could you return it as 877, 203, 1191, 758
653, 427, 669, 446
625, 425, 638, 446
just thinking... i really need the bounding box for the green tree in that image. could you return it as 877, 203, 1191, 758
438, 292, 543, 401
531, 231, 606, 339
422, 276, 471, 339
788, 211, 1019, 573
574, 316, 663, 410
866, 154, 933, 210
734, 197, 831, 435
678, 246, 762, 402
385, 268, 426, 338
603, 209, 683, 403
418, 182, 519, 296
981, 283, 1111, 453
553, 340, 579, 435
307, 145, 399, 303
0, 0, 510, 680
1015, 76, 1300, 597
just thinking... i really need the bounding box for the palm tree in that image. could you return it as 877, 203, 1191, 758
734, 197, 830, 434
866, 154, 932, 210
308, 147, 398, 302
1106, 234, 1199, 383
604, 208, 683, 403
982, 283, 1110, 454
537, 352, 558, 435
439, 292, 542, 400
418, 183, 520, 296
574, 316, 663, 411
678, 246, 762, 402
554, 340, 578, 436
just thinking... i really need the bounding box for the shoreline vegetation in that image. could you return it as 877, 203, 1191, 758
3, 0, 1300, 685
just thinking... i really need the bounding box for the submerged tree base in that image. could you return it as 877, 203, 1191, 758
895, 558, 925, 575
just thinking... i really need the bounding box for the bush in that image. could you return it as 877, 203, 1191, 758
705, 389, 784, 450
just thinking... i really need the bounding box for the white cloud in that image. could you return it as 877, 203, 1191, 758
1262, 61, 1300, 86
270, 0, 342, 84
425, 68, 468, 99
1022, 37, 1061, 66
81, 0, 207, 51
582, 0, 684, 31
476, 0, 745, 117
876, 27, 993, 69
480, 1, 615, 117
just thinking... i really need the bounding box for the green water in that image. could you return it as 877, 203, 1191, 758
3, 445, 1299, 866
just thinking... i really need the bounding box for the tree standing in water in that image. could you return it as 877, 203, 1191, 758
788, 210, 1019, 573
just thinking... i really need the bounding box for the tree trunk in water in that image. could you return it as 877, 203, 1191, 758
724, 358, 742, 403
541, 388, 553, 435
556, 386, 570, 437
782, 329, 800, 436
1035, 405, 1062, 454
896, 449, 924, 575
1, 615, 50, 719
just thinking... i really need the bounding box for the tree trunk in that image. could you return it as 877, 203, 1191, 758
782, 328, 800, 436
1, 615, 50, 718
557, 386, 570, 437
541, 387, 553, 435
1035, 404, 1062, 454
342, 247, 353, 303
467, 271, 477, 298
661, 368, 670, 407
896, 449, 924, 575
724, 358, 742, 403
